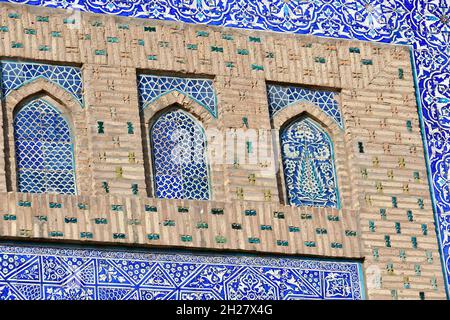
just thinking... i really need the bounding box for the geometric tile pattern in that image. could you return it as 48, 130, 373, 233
0, 61, 83, 106
6, 0, 445, 293
13, 98, 76, 195
268, 84, 343, 128
138, 75, 217, 118
281, 117, 339, 208
151, 109, 210, 200
0, 244, 364, 300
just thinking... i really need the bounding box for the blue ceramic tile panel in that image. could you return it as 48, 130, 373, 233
0, 244, 364, 300
281, 117, 339, 208
0, 0, 449, 294
0, 61, 83, 106
138, 74, 217, 118
151, 108, 210, 200
267, 84, 343, 128
14, 98, 76, 194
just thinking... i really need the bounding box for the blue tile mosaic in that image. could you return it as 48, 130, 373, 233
151, 108, 210, 200
13, 98, 76, 195
268, 84, 343, 128
281, 117, 339, 208
138, 75, 217, 118
0, 244, 364, 300
0, 61, 83, 106
1, 0, 449, 295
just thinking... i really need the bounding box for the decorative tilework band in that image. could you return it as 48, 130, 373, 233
0, 244, 364, 300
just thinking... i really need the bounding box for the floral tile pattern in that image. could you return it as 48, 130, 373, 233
0, 244, 364, 300
13, 98, 77, 195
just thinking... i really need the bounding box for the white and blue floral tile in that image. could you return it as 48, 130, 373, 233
0, 244, 364, 300
280, 117, 340, 208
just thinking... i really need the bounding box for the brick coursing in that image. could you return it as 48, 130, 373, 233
0, 3, 445, 299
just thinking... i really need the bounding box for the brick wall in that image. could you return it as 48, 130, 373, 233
0, 3, 445, 299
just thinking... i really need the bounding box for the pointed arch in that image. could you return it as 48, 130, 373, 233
13, 98, 77, 195
149, 106, 211, 200
280, 115, 339, 208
